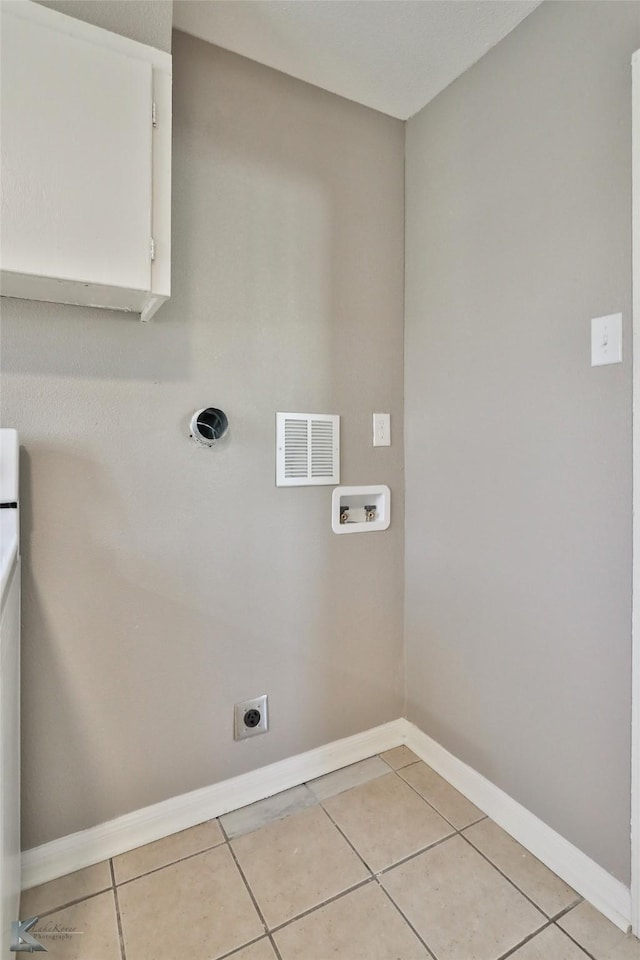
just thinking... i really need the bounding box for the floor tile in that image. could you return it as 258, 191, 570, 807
558, 902, 640, 960
29, 890, 121, 959
221, 784, 316, 839
231, 804, 369, 929
118, 844, 264, 960
307, 756, 390, 801
400, 760, 485, 829
323, 771, 453, 873
229, 938, 279, 959
380, 746, 420, 770
112, 818, 224, 883
381, 834, 545, 960
20, 860, 112, 919
274, 882, 431, 959
463, 819, 579, 917
509, 925, 590, 959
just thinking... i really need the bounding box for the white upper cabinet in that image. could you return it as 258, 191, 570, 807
0, 1, 171, 320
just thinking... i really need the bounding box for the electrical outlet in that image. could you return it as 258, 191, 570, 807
373, 413, 390, 447
591, 313, 622, 366
234, 695, 269, 740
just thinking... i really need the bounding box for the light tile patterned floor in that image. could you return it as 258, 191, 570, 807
19, 749, 640, 960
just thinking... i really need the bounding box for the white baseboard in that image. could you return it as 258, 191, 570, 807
21, 719, 404, 891
399, 719, 632, 933
22, 716, 632, 936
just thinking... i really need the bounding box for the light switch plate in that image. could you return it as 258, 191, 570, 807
373, 413, 390, 447
591, 313, 622, 366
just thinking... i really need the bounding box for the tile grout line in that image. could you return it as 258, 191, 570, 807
23, 885, 113, 921
315, 765, 459, 957
550, 921, 600, 960
223, 829, 274, 948
379, 755, 417, 773
109, 859, 127, 960
267, 878, 375, 936
457, 829, 579, 925
494, 918, 556, 960
445, 832, 590, 960
393, 764, 590, 955
266, 931, 284, 960
372, 835, 579, 960
552, 900, 587, 924
114, 836, 226, 888
247, 775, 462, 944
214, 932, 275, 960
318, 763, 461, 879
374, 829, 458, 878
375, 879, 438, 959
496, 915, 597, 960
218, 816, 282, 957
114, 815, 280, 960
395, 760, 589, 936
395, 760, 489, 833
316, 799, 378, 878
378, 761, 590, 960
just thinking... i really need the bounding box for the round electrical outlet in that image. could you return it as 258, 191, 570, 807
244, 708, 261, 728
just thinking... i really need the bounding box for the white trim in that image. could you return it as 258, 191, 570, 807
632, 45, 640, 936
21, 720, 404, 891
400, 719, 632, 932
21, 716, 633, 933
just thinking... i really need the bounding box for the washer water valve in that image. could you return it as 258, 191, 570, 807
332, 485, 390, 534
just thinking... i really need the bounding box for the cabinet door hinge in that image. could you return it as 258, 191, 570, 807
152, 101, 157, 128
150, 237, 156, 261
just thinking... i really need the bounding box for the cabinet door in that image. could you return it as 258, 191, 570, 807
1, 7, 153, 292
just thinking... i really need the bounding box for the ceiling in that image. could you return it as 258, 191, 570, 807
173, 0, 542, 120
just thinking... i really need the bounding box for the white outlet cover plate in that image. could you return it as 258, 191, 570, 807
234, 695, 269, 740
591, 313, 622, 366
373, 413, 391, 446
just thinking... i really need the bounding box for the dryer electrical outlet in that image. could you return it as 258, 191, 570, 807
234, 695, 269, 740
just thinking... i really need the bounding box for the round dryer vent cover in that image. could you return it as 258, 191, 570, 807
190, 408, 229, 446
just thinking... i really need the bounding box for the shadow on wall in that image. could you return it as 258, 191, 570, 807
19, 443, 399, 845
0, 284, 191, 384
19, 444, 337, 841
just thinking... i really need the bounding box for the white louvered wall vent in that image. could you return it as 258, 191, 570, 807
276, 413, 340, 487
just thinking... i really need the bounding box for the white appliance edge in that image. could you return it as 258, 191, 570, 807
0, 428, 20, 952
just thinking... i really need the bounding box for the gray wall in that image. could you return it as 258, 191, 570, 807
1, 28, 405, 849
405, 0, 638, 884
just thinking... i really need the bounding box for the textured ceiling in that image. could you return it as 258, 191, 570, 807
173, 0, 542, 120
